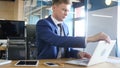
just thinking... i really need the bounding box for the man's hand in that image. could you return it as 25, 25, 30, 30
78, 52, 91, 59
87, 32, 111, 43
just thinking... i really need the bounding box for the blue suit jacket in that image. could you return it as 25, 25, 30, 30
36, 16, 86, 59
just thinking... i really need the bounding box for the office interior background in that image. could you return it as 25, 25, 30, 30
0, 0, 120, 60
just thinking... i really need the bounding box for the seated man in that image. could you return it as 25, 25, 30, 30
36, 0, 110, 59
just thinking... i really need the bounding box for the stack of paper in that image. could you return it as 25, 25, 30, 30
0, 60, 12, 65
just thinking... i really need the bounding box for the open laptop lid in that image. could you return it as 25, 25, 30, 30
87, 40, 116, 66
65, 40, 116, 66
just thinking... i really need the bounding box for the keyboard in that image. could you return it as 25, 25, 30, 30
72, 59, 89, 64
0, 60, 12, 65
65, 58, 89, 65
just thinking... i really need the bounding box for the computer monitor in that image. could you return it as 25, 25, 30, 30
0, 20, 25, 39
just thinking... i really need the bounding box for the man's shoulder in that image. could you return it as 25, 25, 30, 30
37, 19, 53, 25
37, 16, 52, 23
36, 19, 56, 29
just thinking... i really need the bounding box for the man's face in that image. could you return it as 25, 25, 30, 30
52, 3, 71, 21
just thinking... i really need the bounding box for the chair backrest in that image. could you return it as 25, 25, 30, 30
26, 24, 36, 44
26, 24, 37, 59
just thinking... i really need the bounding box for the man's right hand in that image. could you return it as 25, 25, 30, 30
87, 32, 111, 43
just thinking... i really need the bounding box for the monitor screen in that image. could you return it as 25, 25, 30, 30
0, 20, 25, 39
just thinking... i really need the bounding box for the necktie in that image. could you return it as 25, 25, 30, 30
57, 24, 64, 36
57, 24, 65, 59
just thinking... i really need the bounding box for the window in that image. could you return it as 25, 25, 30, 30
74, 6, 86, 37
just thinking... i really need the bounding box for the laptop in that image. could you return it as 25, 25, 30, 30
65, 40, 116, 66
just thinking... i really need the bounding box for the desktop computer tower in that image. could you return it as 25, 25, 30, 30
7, 38, 27, 60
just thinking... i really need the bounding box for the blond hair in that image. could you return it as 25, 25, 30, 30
52, 0, 71, 5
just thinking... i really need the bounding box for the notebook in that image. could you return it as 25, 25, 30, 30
65, 40, 116, 66
0, 60, 12, 65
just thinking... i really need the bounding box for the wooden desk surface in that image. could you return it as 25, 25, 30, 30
0, 46, 6, 50
0, 58, 120, 68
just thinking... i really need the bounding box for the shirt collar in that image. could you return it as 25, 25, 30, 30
51, 15, 63, 26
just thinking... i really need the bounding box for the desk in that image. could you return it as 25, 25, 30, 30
0, 46, 6, 50
0, 46, 6, 59
0, 58, 120, 68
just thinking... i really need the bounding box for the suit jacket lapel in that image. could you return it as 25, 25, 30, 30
46, 15, 69, 36
46, 15, 59, 34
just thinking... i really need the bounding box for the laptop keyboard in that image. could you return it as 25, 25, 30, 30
78, 59, 89, 64
66, 58, 90, 65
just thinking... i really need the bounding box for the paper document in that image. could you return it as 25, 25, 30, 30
0, 60, 12, 65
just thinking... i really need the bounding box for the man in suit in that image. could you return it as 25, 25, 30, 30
36, 0, 110, 59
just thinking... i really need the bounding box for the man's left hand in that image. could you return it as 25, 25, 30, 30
78, 52, 91, 59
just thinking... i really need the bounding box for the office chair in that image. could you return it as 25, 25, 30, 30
26, 24, 37, 60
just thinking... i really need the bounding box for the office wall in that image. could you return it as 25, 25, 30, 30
0, 0, 24, 20
14, 0, 24, 20
0, 1, 14, 20
86, 6, 117, 56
